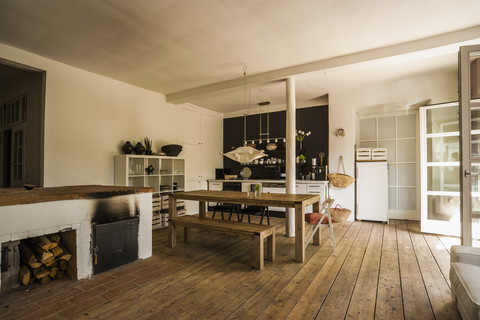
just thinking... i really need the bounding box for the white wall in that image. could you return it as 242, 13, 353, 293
0, 43, 222, 187
328, 71, 458, 219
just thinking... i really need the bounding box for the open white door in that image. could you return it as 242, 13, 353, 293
459, 45, 480, 246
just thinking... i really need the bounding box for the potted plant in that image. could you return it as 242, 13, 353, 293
254, 183, 262, 197
299, 154, 307, 164
144, 137, 153, 155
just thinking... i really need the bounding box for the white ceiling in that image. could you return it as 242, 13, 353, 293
1, 0, 480, 114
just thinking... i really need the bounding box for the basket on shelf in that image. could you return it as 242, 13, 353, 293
329, 204, 352, 223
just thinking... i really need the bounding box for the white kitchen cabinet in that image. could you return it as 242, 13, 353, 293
183, 108, 216, 147
182, 107, 222, 215
184, 180, 208, 215
299, 182, 329, 213
182, 144, 216, 182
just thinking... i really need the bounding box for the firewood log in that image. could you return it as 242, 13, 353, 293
49, 266, 59, 278
47, 233, 61, 244
43, 255, 55, 265
55, 270, 66, 279
19, 265, 31, 285
19, 243, 42, 268
32, 266, 50, 279
37, 276, 51, 284
58, 260, 68, 271
57, 242, 72, 261
45, 259, 58, 268
26, 239, 54, 263
31, 235, 57, 250
51, 245, 63, 257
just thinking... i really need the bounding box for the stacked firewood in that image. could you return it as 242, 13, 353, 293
18, 234, 72, 285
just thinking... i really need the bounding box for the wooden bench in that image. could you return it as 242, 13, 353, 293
168, 215, 275, 270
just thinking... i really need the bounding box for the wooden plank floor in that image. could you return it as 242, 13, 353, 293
0, 216, 461, 319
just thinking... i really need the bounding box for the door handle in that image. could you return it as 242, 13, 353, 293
465, 170, 480, 177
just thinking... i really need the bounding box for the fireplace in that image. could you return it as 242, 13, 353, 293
0, 185, 153, 293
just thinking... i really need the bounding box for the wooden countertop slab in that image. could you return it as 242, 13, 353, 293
0, 185, 155, 207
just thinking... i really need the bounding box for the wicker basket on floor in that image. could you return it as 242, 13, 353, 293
329, 205, 351, 223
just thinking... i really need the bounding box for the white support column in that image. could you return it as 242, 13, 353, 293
285, 77, 296, 237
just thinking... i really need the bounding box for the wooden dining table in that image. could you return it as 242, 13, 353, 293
169, 190, 321, 263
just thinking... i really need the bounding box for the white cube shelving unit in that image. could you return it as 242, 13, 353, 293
114, 155, 186, 229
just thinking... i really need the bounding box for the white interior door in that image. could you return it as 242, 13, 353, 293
459, 44, 480, 246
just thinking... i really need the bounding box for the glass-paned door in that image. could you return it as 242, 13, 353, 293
357, 111, 418, 220
420, 102, 460, 236
459, 45, 480, 246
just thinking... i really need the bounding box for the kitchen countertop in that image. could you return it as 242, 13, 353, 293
0, 185, 155, 206
208, 179, 328, 184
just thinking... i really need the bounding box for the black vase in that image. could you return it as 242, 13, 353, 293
134, 142, 145, 155
122, 141, 134, 154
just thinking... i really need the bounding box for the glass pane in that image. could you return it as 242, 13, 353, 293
378, 117, 395, 139
471, 56, 480, 100
398, 187, 416, 210
427, 166, 460, 192
398, 163, 416, 186
472, 164, 480, 213
378, 140, 395, 162
473, 219, 480, 246
14, 101, 19, 122
359, 141, 376, 148
388, 164, 396, 186
427, 195, 459, 221
426, 106, 459, 134
397, 139, 416, 162
22, 96, 27, 120
389, 187, 396, 210
360, 118, 376, 141
427, 136, 460, 162
397, 114, 416, 138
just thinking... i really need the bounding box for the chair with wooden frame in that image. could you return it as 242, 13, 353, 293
304, 197, 337, 256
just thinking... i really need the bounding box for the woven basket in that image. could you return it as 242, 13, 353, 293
329, 205, 351, 223
328, 156, 355, 188
327, 173, 355, 188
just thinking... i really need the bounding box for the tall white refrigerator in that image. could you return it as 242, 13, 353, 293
356, 161, 389, 223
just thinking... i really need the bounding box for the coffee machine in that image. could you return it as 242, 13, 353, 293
311, 156, 327, 180
311, 158, 319, 180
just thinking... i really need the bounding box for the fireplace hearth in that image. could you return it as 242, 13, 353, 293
0, 185, 153, 293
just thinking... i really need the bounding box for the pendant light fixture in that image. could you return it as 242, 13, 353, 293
223, 65, 267, 164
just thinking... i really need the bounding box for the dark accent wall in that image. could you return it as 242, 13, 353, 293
223, 105, 328, 178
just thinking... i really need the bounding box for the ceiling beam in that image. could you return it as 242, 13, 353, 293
166, 25, 480, 104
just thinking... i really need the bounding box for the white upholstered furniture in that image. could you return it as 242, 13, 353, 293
450, 245, 480, 320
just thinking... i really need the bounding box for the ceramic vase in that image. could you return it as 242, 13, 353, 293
134, 142, 145, 155
122, 141, 134, 154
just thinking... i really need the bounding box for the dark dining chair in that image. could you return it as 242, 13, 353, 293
241, 205, 270, 225
211, 202, 240, 221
